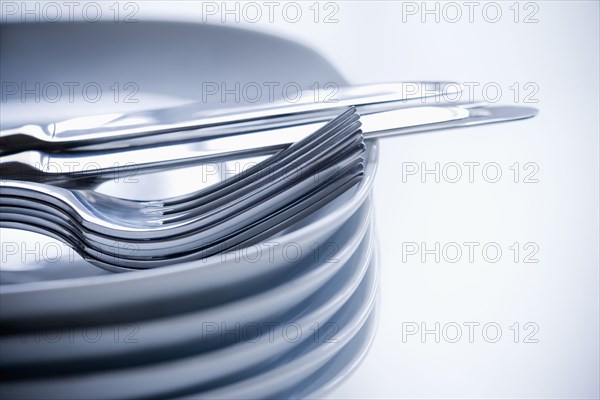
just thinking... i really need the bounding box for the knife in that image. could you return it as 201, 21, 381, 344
0, 82, 463, 154
0, 104, 537, 186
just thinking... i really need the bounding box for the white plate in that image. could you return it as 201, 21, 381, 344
0, 22, 381, 400
0, 223, 376, 400
182, 253, 379, 400
183, 302, 379, 400
1, 203, 372, 368
280, 301, 379, 400
0, 143, 378, 324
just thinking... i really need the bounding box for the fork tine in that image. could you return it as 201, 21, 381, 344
196, 166, 365, 260
160, 107, 360, 208
161, 121, 364, 219
160, 139, 365, 227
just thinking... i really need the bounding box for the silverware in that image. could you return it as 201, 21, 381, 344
0, 104, 537, 186
0, 108, 365, 270
0, 104, 538, 270
0, 82, 462, 154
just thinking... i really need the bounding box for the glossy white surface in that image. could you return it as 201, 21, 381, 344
0, 228, 376, 399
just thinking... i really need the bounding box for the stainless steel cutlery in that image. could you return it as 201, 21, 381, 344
0, 82, 538, 271
0, 81, 460, 154
1, 108, 365, 270
0, 104, 536, 185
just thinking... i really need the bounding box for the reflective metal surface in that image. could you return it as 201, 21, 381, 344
1, 109, 366, 270
0, 81, 463, 153
0, 104, 537, 184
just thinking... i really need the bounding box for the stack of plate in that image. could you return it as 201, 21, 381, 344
0, 21, 381, 399
0, 141, 380, 399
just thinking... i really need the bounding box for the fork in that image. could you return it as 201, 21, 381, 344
0, 108, 365, 270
